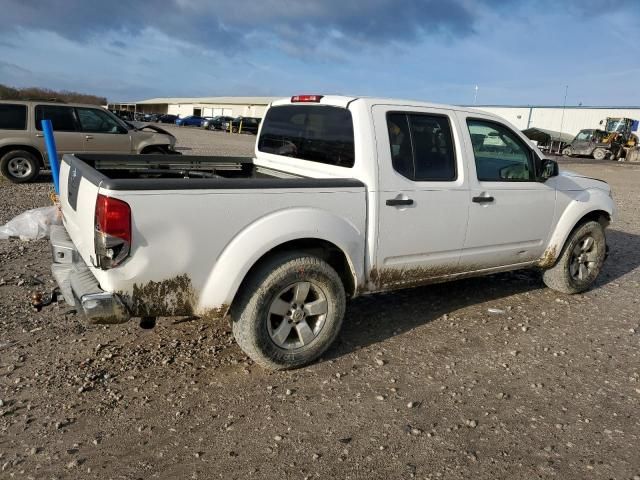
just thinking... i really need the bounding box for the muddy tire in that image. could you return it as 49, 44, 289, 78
0, 150, 40, 183
542, 220, 606, 294
592, 148, 607, 161
562, 147, 572, 157
231, 253, 346, 370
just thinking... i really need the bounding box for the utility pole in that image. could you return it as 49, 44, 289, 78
473, 85, 479, 105
557, 85, 568, 153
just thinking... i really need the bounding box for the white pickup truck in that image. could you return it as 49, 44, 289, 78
51, 95, 614, 369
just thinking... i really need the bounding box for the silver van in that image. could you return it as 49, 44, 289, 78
0, 100, 178, 183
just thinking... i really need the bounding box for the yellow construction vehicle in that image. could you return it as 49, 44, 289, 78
563, 117, 638, 160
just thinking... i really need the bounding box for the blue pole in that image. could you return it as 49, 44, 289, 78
41, 119, 60, 195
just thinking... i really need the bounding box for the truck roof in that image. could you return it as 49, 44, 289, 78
270, 95, 487, 116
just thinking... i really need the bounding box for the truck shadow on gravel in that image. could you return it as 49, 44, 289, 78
329, 228, 640, 360
597, 228, 640, 284
330, 270, 543, 360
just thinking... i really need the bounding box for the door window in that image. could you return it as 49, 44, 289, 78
35, 105, 77, 132
0, 104, 27, 130
76, 108, 124, 133
387, 113, 457, 181
467, 119, 534, 181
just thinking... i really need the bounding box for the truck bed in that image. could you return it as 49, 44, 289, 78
69, 154, 363, 190
57, 153, 367, 319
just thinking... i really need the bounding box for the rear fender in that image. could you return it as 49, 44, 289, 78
196, 208, 365, 316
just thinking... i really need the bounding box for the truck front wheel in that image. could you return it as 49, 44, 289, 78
231, 253, 346, 370
542, 220, 606, 294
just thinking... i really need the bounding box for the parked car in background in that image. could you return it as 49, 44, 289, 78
50, 94, 613, 370
141, 113, 160, 122
206, 116, 234, 130
200, 117, 217, 129
0, 100, 178, 183
223, 116, 262, 134
176, 115, 207, 127
114, 110, 134, 121
157, 114, 178, 124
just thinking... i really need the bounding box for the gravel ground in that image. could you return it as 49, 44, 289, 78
0, 129, 639, 479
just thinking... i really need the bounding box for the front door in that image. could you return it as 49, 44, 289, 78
372, 105, 470, 290
459, 113, 556, 268
76, 107, 132, 153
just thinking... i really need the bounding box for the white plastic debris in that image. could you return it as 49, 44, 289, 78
0, 206, 61, 241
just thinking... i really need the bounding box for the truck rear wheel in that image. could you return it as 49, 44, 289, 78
231, 253, 346, 370
0, 150, 41, 183
542, 220, 606, 294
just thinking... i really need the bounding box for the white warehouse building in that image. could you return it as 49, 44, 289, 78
473, 105, 640, 137
109, 96, 278, 118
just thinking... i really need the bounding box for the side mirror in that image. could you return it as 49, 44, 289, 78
540, 158, 559, 180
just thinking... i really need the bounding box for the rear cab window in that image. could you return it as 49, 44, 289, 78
0, 104, 28, 130
258, 105, 355, 167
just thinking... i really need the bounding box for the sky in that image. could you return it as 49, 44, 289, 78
0, 0, 639, 106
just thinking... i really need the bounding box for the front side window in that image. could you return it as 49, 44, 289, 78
387, 112, 457, 181
35, 105, 77, 132
575, 130, 592, 141
467, 119, 534, 181
258, 105, 355, 167
76, 108, 124, 133
0, 104, 27, 130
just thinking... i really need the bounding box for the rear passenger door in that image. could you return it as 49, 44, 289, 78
459, 112, 555, 268
373, 105, 470, 288
34, 105, 83, 165
75, 107, 132, 153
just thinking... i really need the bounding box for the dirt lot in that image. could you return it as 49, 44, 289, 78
1, 128, 639, 479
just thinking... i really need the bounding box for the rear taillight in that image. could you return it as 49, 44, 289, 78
291, 94, 323, 103
94, 194, 131, 269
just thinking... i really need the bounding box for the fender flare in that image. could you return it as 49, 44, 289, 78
539, 189, 614, 267
195, 207, 365, 315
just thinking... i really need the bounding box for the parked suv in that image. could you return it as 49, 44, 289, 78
223, 116, 262, 134
0, 101, 178, 183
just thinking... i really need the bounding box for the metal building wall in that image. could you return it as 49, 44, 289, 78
166, 103, 268, 118
474, 106, 640, 136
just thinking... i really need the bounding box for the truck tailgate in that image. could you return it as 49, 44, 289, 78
59, 156, 100, 267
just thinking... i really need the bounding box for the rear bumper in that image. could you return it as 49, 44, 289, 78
50, 224, 130, 324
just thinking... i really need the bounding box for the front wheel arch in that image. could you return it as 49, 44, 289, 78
140, 145, 169, 154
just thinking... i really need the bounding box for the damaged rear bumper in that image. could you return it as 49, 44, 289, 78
50, 225, 130, 324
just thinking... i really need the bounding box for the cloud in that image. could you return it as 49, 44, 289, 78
0, 0, 479, 55
6, 0, 636, 60
0, 60, 35, 83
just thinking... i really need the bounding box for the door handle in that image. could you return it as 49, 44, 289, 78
386, 198, 414, 206
36, 133, 44, 138
472, 196, 494, 203
85, 135, 94, 140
